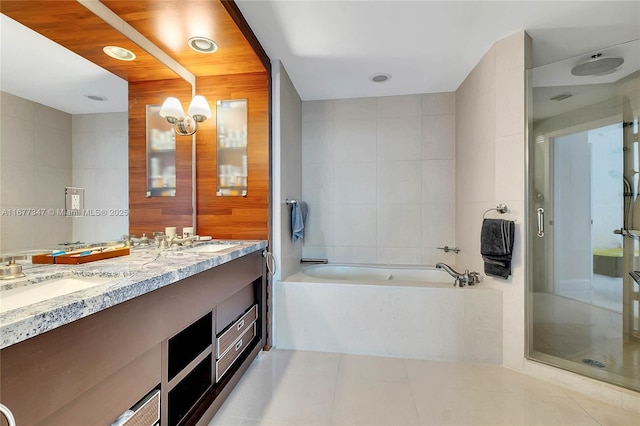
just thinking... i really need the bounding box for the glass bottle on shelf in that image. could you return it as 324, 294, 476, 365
146, 104, 177, 197
216, 99, 248, 197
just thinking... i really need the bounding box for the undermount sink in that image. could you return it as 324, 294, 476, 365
187, 243, 240, 254
0, 276, 115, 313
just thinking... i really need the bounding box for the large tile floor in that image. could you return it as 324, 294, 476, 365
210, 349, 639, 426
532, 292, 639, 390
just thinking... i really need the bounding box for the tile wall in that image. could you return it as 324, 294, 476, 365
0, 91, 72, 251
273, 61, 303, 281
0, 91, 128, 252
72, 112, 129, 243
455, 31, 528, 370
301, 92, 457, 266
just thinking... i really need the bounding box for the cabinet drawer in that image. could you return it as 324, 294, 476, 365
215, 324, 255, 382
122, 388, 160, 426
216, 304, 257, 358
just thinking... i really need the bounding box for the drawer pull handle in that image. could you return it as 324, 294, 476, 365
237, 319, 245, 330
235, 339, 243, 351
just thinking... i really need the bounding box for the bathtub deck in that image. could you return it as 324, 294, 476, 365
276, 277, 502, 364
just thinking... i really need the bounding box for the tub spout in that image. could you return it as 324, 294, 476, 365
435, 262, 462, 278
435, 263, 480, 287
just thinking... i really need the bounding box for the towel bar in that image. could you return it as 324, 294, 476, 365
483, 204, 508, 218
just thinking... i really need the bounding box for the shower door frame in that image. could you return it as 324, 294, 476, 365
531, 118, 616, 300
526, 100, 639, 389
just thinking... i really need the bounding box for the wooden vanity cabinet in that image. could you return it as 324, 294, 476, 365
0, 251, 266, 426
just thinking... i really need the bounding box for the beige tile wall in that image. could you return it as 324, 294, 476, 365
301, 93, 457, 266
72, 112, 128, 243
0, 92, 128, 252
274, 61, 304, 280
0, 91, 72, 251
455, 31, 528, 370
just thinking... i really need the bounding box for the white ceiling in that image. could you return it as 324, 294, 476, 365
0, 14, 128, 114
1, 1, 639, 114
235, 0, 640, 100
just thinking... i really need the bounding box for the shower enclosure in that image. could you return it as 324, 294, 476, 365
527, 38, 640, 392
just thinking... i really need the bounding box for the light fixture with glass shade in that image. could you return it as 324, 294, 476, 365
159, 95, 212, 136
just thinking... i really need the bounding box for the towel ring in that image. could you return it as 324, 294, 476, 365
284, 199, 297, 205
483, 203, 508, 218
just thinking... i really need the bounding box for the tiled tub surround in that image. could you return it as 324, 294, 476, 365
0, 240, 267, 349
301, 92, 457, 266
277, 268, 502, 364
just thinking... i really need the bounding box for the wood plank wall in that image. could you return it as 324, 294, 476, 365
195, 72, 270, 240
128, 79, 194, 237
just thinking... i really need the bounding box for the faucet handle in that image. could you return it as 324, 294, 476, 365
468, 271, 480, 285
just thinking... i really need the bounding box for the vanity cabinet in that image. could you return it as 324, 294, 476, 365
0, 251, 266, 426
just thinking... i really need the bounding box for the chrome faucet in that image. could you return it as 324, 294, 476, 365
435, 262, 480, 287
169, 235, 197, 246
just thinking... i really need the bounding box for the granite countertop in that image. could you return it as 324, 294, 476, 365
0, 240, 267, 349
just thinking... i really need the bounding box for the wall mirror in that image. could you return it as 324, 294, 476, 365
216, 99, 248, 196
0, 7, 192, 252
0, 14, 129, 252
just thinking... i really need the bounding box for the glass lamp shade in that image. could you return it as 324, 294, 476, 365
187, 95, 212, 120
159, 97, 185, 120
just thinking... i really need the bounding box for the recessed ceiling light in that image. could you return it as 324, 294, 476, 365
103, 45, 136, 61
188, 36, 219, 54
370, 73, 391, 83
85, 94, 108, 102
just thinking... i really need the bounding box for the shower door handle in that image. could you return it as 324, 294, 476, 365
537, 208, 545, 237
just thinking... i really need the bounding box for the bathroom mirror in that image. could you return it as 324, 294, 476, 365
216, 99, 248, 196
0, 14, 129, 252
0, 9, 191, 252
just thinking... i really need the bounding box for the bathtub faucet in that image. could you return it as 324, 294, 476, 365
435, 263, 480, 287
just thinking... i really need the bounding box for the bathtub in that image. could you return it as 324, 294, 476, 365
276, 263, 503, 364
302, 264, 453, 284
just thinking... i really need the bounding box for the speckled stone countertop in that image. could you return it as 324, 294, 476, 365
0, 240, 267, 349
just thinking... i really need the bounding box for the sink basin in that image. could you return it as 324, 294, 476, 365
0, 276, 115, 313
188, 244, 239, 254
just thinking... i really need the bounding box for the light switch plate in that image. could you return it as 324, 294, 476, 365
65, 187, 84, 216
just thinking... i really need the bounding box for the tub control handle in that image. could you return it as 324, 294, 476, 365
537, 208, 545, 237
437, 246, 460, 254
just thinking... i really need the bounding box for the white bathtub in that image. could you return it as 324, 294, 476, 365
302, 264, 453, 284
276, 263, 503, 364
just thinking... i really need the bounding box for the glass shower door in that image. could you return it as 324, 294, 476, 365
527, 39, 640, 392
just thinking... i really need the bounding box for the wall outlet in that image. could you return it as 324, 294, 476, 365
65, 187, 84, 216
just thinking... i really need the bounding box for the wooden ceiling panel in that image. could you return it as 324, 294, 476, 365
1, 0, 267, 84
0, 0, 181, 83
102, 0, 266, 77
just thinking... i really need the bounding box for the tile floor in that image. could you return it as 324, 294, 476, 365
210, 349, 640, 426
532, 292, 639, 390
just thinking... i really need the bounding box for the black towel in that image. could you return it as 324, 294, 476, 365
481, 219, 515, 279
